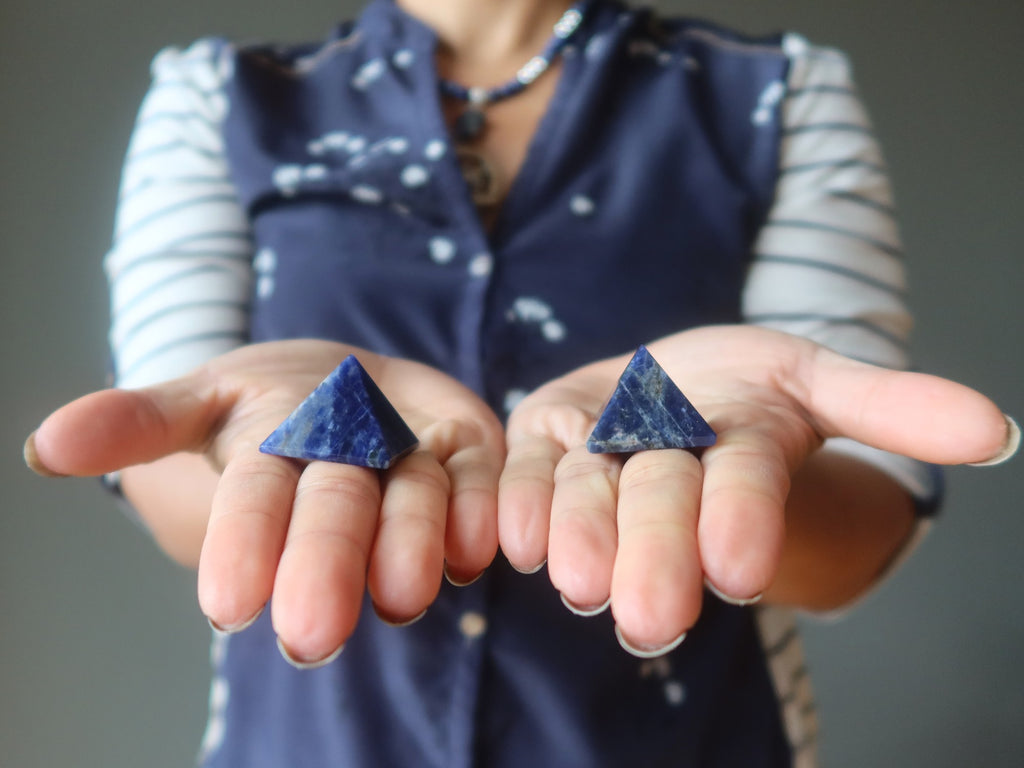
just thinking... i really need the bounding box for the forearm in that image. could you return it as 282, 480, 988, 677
764, 448, 917, 612
121, 453, 219, 569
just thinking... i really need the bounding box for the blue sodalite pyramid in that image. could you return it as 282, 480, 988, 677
260, 355, 419, 469
587, 345, 716, 454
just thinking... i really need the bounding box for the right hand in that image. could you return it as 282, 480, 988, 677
497, 326, 1013, 653
27, 340, 506, 666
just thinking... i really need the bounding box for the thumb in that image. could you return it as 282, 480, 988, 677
805, 350, 1013, 466
26, 373, 224, 477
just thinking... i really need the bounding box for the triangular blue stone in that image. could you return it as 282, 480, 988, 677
259, 355, 419, 469
587, 345, 716, 454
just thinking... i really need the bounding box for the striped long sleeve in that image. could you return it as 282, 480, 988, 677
745, 35, 939, 506
748, 39, 939, 768
105, 39, 252, 389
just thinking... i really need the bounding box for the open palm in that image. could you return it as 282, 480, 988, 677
30, 339, 505, 665
498, 325, 1009, 654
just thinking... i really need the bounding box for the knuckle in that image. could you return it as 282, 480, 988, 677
286, 527, 371, 562
421, 419, 485, 463
509, 402, 595, 449
553, 453, 618, 486
394, 456, 452, 497
295, 468, 381, 508
619, 452, 701, 492
230, 454, 300, 484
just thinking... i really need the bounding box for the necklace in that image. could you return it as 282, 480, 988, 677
438, 1, 589, 206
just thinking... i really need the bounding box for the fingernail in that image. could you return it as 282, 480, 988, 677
704, 578, 763, 607
968, 415, 1020, 467
373, 604, 428, 628
614, 624, 687, 659
510, 558, 546, 575
207, 606, 265, 635
276, 636, 344, 670
560, 593, 611, 617
444, 564, 484, 587
24, 431, 68, 478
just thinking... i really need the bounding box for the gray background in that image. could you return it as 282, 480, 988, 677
2, 1, 1021, 766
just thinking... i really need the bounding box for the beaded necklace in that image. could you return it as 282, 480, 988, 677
438, 1, 589, 206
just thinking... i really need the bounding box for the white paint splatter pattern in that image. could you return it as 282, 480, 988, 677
503, 388, 529, 414
351, 184, 384, 204
541, 320, 567, 342
585, 35, 609, 60
468, 253, 494, 277
387, 137, 410, 154
663, 680, 686, 706
400, 164, 429, 188
351, 58, 386, 90
570, 194, 595, 216
278, 130, 442, 203
254, 247, 277, 299
392, 49, 415, 69
511, 297, 553, 323
429, 237, 456, 264
424, 140, 446, 161
272, 165, 303, 196
637, 654, 687, 706
753, 80, 786, 126
508, 297, 568, 344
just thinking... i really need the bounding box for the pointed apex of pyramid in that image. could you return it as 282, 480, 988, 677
260, 355, 419, 469
586, 345, 716, 455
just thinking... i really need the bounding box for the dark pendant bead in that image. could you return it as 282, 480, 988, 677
587, 346, 717, 454
454, 108, 487, 143
455, 147, 502, 207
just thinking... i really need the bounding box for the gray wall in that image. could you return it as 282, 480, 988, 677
2, 1, 1021, 766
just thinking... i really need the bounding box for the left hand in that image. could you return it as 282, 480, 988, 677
497, 325, 1010, 654
27, 340, 506, 665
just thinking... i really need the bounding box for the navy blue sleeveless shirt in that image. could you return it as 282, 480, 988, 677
209, 1, 796, 765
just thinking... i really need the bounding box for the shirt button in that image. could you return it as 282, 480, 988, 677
569, 194, 595, 216
458, 611, 488, 640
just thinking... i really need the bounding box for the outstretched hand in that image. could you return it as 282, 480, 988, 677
498, 325, 1012, 655
28, 340, 505, 666
27, 329, 1014, 663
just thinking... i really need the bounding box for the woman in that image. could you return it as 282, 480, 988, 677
26, 0, 1017, 765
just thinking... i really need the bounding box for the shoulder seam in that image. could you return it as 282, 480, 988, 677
681, 26, 785, 57
238, 29, 364, 78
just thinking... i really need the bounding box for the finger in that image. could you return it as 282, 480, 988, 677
697, 427, 790, 602
367, 450, 448, 622
500, 393, 606, 573
271, 461, 381, 665
800, 348, 1009, 465
419, 419, 503, 583
547, 446, 621, 612
443, 443, 502, 583
30, 374, 222, 476
611, 450, 704, 652
197, 449, 299, 632
498, 434, 564, 573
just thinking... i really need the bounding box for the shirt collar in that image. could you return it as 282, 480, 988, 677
355, 0, 439, 53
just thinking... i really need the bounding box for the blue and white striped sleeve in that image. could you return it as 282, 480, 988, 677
743, 34, 941, 513
105, 39, 252, 390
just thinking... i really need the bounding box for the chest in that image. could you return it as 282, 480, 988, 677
223, 22, 788, 403
440, 63, 562, 229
